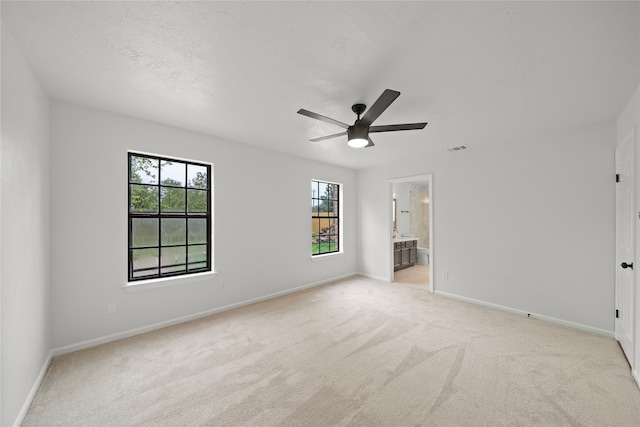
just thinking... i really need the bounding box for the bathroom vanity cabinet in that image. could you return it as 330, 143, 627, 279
393, 238, 418, 271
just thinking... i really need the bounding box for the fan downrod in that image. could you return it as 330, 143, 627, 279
351, 103, 366, 119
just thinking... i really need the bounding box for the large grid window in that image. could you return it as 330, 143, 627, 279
128, 152, 211, 281
311, 180, 340, 255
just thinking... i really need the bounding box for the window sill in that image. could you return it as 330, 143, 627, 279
123, 271, 218, 293
310, 251, 344, 262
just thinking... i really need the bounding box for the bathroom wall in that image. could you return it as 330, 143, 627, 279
393, 182, 411, 236
409, 184, 429, 248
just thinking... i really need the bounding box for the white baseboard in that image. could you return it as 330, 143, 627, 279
434, 290, 614, 338
52, 273, 357, 357
13, 350, 53, 427
356, 272, 388, 282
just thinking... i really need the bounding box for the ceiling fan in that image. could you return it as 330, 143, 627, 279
297, 89, 428, 148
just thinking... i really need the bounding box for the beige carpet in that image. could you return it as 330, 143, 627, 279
24, 276, 640, 426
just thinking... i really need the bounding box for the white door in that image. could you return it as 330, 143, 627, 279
615, 132, 636, 365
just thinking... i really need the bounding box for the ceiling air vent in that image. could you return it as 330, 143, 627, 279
447, 145, 469, 152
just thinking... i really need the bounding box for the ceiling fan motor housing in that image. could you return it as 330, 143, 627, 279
347, 125, 368, 141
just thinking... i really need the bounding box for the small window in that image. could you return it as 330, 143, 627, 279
311, 180, 340, 255
128, 152, 211, 281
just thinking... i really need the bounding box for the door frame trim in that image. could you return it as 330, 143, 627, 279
387, 174, 433, 292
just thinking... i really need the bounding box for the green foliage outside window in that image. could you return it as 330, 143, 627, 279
311, 180, 340, 256
129, 153, 211, 281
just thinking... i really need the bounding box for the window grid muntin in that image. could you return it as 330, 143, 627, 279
129, 152, 211, 281
311, 180, 340, 256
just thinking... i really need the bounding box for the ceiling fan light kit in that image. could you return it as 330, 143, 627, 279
347, 127, 369, 148
298, 89, 428, 149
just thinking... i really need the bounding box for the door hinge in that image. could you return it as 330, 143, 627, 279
616, 309, 620, 319
616, 173, 620, 183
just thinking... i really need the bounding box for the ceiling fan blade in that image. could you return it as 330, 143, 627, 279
369, 122, 428, 133
309, 131, 347, 142
365, 137, 375, 148
297, 109, 350, 129
359, 89, 401, 127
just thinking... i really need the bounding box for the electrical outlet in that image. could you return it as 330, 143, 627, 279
107, 301, 118, 314
220, 282, 225, 289
442, 271, 449, 279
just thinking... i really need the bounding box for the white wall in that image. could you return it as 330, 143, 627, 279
358, 125, 617, 333
618, 86, 639, 143
393, 182, 411, 236
49, 101, 357, 351
1, 24, 51, 427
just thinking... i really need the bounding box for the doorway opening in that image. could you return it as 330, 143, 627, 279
388, 174, 433, 292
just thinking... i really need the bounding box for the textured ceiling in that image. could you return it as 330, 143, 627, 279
2, 1, 639, 169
